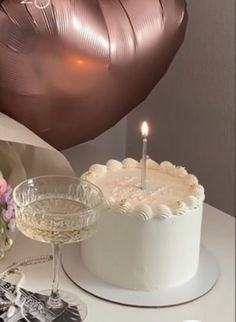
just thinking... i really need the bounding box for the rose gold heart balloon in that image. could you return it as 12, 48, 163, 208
0, 0, 187, 150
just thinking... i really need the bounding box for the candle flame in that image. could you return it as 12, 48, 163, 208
141, 121, 149, 138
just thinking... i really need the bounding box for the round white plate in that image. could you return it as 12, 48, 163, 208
62, 245, 220, 308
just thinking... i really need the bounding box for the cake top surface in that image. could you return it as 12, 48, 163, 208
81, 158, 205, 220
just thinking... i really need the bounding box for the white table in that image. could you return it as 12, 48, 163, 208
0, 204, 235, 322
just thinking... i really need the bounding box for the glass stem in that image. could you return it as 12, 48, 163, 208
48, 243, 62, 308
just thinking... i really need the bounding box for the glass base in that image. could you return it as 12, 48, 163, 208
21, 289, 87, 322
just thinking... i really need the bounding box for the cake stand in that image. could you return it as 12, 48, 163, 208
61, 245, 220, 308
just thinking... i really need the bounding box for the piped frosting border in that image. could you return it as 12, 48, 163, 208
81, 158, 205, 220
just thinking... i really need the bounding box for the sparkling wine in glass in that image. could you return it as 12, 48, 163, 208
13, 176, 103, 321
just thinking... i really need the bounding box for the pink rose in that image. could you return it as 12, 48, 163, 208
0, 178, 7, 195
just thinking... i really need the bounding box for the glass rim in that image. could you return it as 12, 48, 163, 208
13, 174, 104, 214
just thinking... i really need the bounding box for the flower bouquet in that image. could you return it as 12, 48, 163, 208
0, 171, 16, 260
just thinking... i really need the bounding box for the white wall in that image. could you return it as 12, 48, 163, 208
63, 118, 127, 175
126, 0, 235, 215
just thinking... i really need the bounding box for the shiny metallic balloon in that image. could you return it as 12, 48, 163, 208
0, 0, 187, 150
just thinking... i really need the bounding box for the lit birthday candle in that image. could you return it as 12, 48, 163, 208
141, 121, 149, 190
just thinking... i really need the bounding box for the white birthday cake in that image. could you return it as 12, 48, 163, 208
81, 158, 205, 291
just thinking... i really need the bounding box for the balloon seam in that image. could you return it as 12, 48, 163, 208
117, 0, 137, 53
96, 0, 112, 68
159, 0, 165, 19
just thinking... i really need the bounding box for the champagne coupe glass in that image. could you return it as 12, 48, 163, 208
13, 176, 103, 321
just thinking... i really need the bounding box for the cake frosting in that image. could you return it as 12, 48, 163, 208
81, 158, 204, 220
81, 158, 205, 291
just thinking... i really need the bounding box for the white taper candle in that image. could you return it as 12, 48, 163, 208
141, 121, 149, 190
